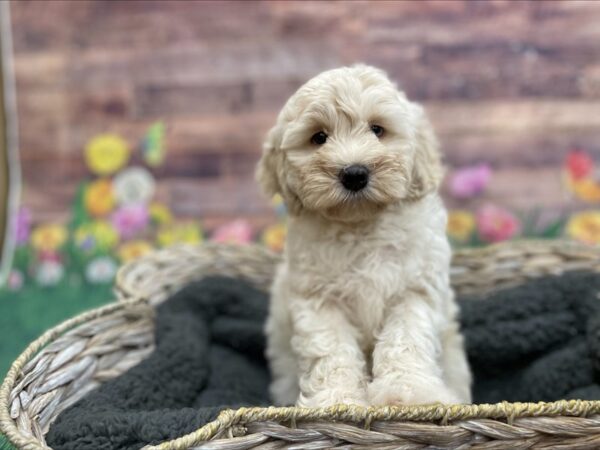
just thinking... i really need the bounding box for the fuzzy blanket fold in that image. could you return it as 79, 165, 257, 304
46, 272, 600, 450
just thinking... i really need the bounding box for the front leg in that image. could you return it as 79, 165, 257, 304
441, 319, 472, 403
369, 290, 461, 405
290, 296, 369, 407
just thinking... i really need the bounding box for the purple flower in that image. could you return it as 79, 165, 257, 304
13, 207, 32, 246
111, 204, 149, 239
449, 164, 492, 199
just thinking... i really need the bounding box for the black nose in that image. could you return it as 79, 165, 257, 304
339, 165, 369, 192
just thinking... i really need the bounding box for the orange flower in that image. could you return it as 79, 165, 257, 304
567, 177, 600, 203
85, 179, 116, 217
262, 223, 286, 252
117, 240, 154, 263
447, 211, 475, 242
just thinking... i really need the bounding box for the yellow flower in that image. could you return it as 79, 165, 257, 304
566, 211, 600, 244
262, 222, 286, 252
447, 210, 476, 242
117, 240, 154, 262
31, 224, 68, 252
85, 134, 130, 175
156, 222, 202, 247
75, 221, 119, 251
85, 179, 115, 217
149, 202, 173, 225
271, 194, 284, 208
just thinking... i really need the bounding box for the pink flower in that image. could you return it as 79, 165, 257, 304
211, 219, 253, 244
7, 270, 24, 291
476, 205, 521, 243
38, 251, 62, 263
111, 204, 149, 239
449, 164, 492, 199
566, 149, 594, 180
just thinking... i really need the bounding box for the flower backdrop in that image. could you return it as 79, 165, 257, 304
6, 128, 600, 295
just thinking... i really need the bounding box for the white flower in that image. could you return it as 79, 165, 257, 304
85, 256, 117, 284
7, 270, 24, 291
113, 167, 156, 206
35, 261, 64, 286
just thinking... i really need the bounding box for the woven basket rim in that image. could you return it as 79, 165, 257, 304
2, 239, 600, 450
141, 399, 600, 450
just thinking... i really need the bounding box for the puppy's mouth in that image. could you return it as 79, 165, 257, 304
320, 176, 404, 223
296, 155, 409, 221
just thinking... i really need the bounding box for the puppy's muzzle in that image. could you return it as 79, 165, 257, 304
339, 165, 369, 192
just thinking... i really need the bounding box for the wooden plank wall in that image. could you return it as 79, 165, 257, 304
9, 0, 600, 226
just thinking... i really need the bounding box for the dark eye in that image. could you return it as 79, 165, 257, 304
370, 124, 384, 137
310, 131, 328, 145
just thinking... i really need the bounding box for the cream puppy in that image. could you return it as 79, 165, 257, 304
256, 65, 471, 407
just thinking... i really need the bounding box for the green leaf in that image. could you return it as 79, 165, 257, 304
142, 121, 166, 167
69, 181, 91, 231
539, 217, 567, 238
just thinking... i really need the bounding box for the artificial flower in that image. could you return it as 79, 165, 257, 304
13, 207, 31, 246
271, 194, 287, 216
85, 134, 130, 175
566, 211, 600, 244
111, 204, 150, 239
566, 177, 600, 203
35, 260, 64, 286
156, 221, 202, 247
449, 164, 492, 199
566, 149, 594, 181
447, 210, 476, 242
149, 202, 173, 225
74, 221, 119, 252
262, 222, 286, 252
117, 240, 153, 263
31, 224, 68, 252
38, 251, 62, 263
476, 205, 521, 243
142, 122, 166, 167
211, 219, 253, 244
7, 270, 24, 291
113, 167, 156, 206
84, 178, 115, 217
85, 256, 118, 284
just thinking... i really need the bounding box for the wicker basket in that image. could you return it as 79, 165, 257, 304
3, 240, 600, 450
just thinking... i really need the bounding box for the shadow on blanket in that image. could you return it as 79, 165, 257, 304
46, 272, 600, 450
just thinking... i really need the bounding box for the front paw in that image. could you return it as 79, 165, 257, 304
297, 389, 369, 408
368, 377, 461, 406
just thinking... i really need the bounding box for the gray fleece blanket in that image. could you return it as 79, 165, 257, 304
46, 272, 600, 450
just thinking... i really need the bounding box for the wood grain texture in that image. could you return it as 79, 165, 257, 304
9, 0, 600, 225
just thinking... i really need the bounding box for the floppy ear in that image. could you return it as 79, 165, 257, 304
255, 125, 282, 198
406, 106, 445, 200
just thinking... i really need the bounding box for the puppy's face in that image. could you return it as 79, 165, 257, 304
257, 65, 443, 223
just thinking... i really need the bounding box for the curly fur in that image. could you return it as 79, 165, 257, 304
257, 65, 472, 407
